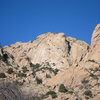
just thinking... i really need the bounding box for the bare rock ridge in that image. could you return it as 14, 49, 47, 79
4, 32, 89, 70
0, 24, 100, 100
91, 24, 100, 46
86, 24, 100, 63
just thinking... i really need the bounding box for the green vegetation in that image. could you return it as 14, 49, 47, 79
52, 63, 56, 66
30, 63, 41, 76
2, 54, 9, 63
67, 90, 74, 94
22, 66, 28, 73
85, 66, 100, 80
35, 77, 42, 84
46, 91, 57, 99
81, 79, 89, 84
0, 56, 3, 61
30, 62, 59, 76
46, 74, 51, 78
30, 63, 41, 68
59, 84, 68, 93
84, 90, 93, 98
7, 68, 14, 74
40, 67, 59, 75
0, 73, 6, 78
13, 80, 23, 86
89, 73, 99, 80
29, 96, 41, 100
17, 72, 26, 77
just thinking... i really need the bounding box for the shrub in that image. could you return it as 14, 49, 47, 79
17, 72, 26, 77
89, 73, 99, 80
13, 80, 23, 86
67, 90, 74, 94
41, 67, 59, 75
7, 68, 14, 74
30, 63, 41, 68
40, 94, 48, 99
76, 97, 82, 100
52, 63, 56, 66
81, 79, 89, 84
29, 96, 41, 100
0, 56, 3, 61
36, 77, 42, 84
22, 66, 28, 73
84, 90, 93, 98
0, 73, 6, 78
46, 74, 51, 78
2, 54, 9, 63
46, 91, 57, 99
59, 84, 68, 93
54, 68, 59, 75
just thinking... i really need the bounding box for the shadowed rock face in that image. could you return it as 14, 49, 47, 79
0, 80, 24, 100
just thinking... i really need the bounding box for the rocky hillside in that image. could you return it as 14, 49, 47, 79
0, 24, 100, 100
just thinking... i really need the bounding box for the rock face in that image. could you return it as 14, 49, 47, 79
85, 24, 100, 63
4, 32, 89, 70
46, 24, 100, 100
0, 24, 100, 100
91, 24, 100, 46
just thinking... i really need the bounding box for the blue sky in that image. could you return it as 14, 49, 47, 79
0, 0, 100, 46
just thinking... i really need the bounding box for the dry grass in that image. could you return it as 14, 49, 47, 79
0, 79, 24, 100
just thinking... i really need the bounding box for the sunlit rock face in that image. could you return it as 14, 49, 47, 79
91, 24, 100, 46
85, 24, 100, 63
4, 32, 89, 70
0, 25, 100, 100
46, 25, 100, 100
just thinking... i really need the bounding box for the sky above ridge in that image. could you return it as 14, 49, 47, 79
0, 0, 100, 46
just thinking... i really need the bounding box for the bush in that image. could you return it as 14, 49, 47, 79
46, 91, 57, 99
7, 68, 14, 74
30, 63, 41, 68
0, 56, 3, 61
13, 80, 23, 86
59, 84, 68, 93
36, 77, 42, 84
29, 96, 41, 100
46, 74, 51, 78
0, 73, 6, 78
81, 79, 89, 84
40, 67, 59, 75
22, 66, 28, 73
2, 54, 9, 63
89, 73, 99, 80
17, 72, 26, 77
67, 90, 74, 94
84, 90, 93, 98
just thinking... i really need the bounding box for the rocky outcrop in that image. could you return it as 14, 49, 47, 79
66, 37, 89, 65
84, 24, 100, 63
91, 24, 100, 46
46, 24, 100, 100
4, 32, 89, 70
0, 24, 100, 100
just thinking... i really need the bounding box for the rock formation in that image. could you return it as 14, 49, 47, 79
0, 24, 100, 100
